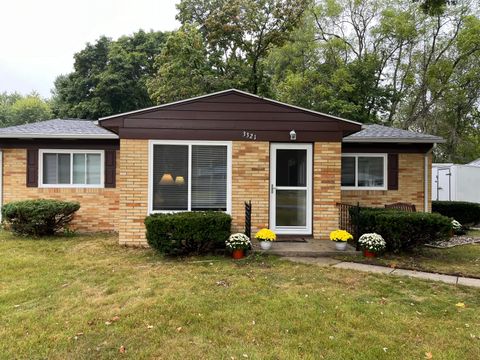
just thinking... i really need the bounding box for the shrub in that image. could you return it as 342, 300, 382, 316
144, 211, 231, 255
351, 208, 452, 253
432, 201, 480, 226
2, 199, 80, 236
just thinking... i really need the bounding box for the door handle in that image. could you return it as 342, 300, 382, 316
271, 184, 275, 194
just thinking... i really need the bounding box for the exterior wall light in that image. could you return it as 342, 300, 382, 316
290, 130, 297, 141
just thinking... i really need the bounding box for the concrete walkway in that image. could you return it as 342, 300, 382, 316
283, 257, 480, 288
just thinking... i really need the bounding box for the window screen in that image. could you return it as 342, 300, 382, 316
42, 151, 102, 186
152, 145, 189, 210
152, 143, 229, 211
191, 145, 227, 210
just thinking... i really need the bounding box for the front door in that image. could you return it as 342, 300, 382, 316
270, 143, 312, 235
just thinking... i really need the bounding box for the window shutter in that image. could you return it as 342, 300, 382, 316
26, 149, 39, 187
104, 150, 116, 188
387, 154, 399, 190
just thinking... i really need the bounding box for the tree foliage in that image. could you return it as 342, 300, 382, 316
0, 92, 53, 127
267, 0, 480, 162
52, 30, 168, 119
146, 0, 310, 103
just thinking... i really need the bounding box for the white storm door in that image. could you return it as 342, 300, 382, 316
270, 143, 312, 235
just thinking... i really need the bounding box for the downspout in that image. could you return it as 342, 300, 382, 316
424, 148, 433, 212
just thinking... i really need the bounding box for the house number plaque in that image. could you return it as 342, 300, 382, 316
242, 131, 257, 140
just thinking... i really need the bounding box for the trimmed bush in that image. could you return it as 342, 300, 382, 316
145, 211, 231, 255
432, 201, 480, 226
2, 199, 80, 236
351, 208, 452, 253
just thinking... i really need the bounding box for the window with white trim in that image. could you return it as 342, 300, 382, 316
39, 150, 104, 187
151, 142, 230, 212
341, 154, 387, 190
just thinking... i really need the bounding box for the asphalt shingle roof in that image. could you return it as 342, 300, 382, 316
343, 124, 444, 143
0, 119, 118, 139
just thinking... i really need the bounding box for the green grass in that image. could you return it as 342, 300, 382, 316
1, 231, 479, 359
337, 231, 480, 278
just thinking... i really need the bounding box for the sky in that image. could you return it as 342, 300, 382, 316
0, 0, 180, 98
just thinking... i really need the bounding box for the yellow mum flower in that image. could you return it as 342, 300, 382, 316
330, 230, 353, 242
255, 228, 276, 241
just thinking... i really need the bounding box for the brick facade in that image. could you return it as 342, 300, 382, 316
1, 144, 431, 245
231, 141, 270, 235
2, 148, 120, 232
117, 139, 149, 246
341, 153, 432, 212
313, 142, 342, 239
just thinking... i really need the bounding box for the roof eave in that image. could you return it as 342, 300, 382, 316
343, 137, 445, 144
0, 134, 119, 140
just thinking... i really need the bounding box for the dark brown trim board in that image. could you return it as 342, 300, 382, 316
342, 143, 433, 154
0, 139, 119, 150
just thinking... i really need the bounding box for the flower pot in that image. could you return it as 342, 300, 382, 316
259, 240, 272, 250
335, 242, 347, 251
232, 249, 245, 259
363, 250, 376, 258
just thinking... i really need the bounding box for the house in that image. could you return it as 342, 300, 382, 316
0, 89, 444, 246
432, 161, 480, 203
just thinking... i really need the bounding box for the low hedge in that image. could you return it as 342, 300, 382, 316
144, 211, 232, 255
2, 199, 80, 236
351, 208, 452, 253
432, 201, 480, 226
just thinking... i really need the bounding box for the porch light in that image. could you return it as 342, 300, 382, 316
175, 176, 185, 185
159, 173, 174, 185
290, 130, 296, 141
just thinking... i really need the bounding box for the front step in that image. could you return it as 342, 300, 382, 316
252, 240, 359, 257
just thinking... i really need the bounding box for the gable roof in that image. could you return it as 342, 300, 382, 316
0, 119, 118, 139
98, 89, 363, 142
99, 88, 363, 126
343, 124, 444, 143
467, 158, 480, 166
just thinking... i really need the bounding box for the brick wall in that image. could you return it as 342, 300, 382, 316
117, 139, 149, 246
341, 152, 432, 211
231, 141, 270, 235
313, 142, 342, 239
2, 148, 120, 232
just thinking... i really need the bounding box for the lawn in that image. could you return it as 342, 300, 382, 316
337, 233, 480, 279
1, 231, 479, 359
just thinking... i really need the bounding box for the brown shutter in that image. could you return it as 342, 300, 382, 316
387, 154, 399, 190
26, 149, 39, 187
104, 150, 116, 188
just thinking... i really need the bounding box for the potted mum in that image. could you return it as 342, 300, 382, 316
255, 228, 276, 250
226, 233, 251, 259
358, 233, 386, 257
330, 229, 353, 251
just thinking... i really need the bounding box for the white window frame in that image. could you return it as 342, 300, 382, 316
148, 140, 232, 214
341, 153, 388, 190
38, 149, 105, 188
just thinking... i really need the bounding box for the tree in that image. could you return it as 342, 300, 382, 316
52, 30, 168, 119
267, 0, 480, 161
173, 0, 310, 95
0, 92, 53, 127
147, 25, 220, 104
